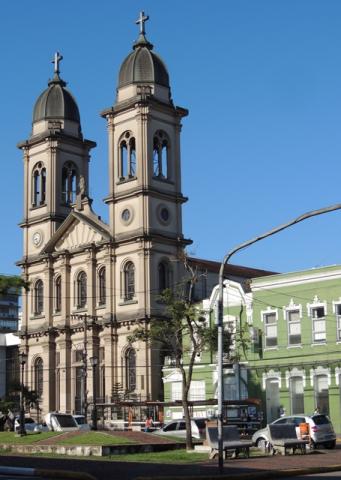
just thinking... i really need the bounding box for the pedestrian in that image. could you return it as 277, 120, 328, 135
144, 416, 153, 432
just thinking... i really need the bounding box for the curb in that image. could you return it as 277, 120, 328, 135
0, 466, 96, 479
135, 464, 341, 480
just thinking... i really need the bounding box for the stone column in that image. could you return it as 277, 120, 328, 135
56, 336, 72, 413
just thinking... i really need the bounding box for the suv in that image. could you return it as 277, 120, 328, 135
252, 414, 336, 450
154, 418, 207, 439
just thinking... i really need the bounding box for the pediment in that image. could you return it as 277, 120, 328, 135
55, 219, 105, 252
43, 210, 111, 254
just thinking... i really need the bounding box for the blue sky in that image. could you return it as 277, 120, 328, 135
1, 0, 341, 275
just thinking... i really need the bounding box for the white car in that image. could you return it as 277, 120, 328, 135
153, 418, 207, 440
73, 415, 90, 431
252, 414, 336, 450
44, 413, 79, 432
14, 416, 48, 433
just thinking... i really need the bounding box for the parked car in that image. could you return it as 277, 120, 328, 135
73, 415, 90, 431
153, 418, 207, 439
252, 414, 336, 450
44, 413, 79, 432
14, 416, 48, 433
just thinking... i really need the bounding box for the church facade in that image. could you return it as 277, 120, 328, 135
17, 15, 272, 416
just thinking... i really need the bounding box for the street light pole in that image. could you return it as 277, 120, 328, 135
18, 351, 28, 437
90, 356, 98, 431
217, 203, 341, 473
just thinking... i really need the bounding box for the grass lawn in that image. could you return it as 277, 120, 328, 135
57, 432, 133, 446
0, 448, 209, 463
105, 449, 209, 463
0, 432, 59, 444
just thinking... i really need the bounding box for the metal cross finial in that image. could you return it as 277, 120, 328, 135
136, 11, 149, 35
52, 52, 63, 74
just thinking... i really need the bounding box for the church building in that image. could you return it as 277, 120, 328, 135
17, 14, 271, 416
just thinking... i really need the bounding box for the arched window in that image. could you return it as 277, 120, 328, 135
32, 163, 46, 207
314, 374, 329, 415
34, 280, 44, 315
76, 271, 87, 309
158, 261, 170, 293
119, 132, 136, 180
34, 357, 43, 398
62, 162, 78, 205
55, 276, 61, 313
123, 262, 135, 301
126, 348, 136, 392
98, 267, 106, 306
153, 130, 169, 179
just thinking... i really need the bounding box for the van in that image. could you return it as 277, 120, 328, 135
45, 413, 79, 432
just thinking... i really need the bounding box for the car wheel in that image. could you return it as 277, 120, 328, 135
324, 440, 336, 449
256, 438, 268, 452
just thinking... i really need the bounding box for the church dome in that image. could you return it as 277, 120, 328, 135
118, 13, 169, 90
33, 62, 80, 124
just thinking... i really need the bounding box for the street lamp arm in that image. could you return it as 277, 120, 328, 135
219, 203, 341, 283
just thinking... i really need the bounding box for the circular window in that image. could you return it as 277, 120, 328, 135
160, 208, 169, 222
157, 204, 171, 225
122, 209, 131, 222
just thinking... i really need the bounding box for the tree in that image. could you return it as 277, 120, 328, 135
128, 259, 247, 450
0, 275, 29, 295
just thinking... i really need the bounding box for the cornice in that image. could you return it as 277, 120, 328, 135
101, 94, 188, 119
104, 187, 188, 205
17, 132, 96, 150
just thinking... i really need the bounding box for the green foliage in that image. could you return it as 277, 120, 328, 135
7, 383, 40, 411
0, 276, 29, 295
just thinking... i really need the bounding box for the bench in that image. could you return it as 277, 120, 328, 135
267, 424, 308, 456
207, 425, 253, 459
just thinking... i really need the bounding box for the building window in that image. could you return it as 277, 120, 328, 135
98, 267, 106, 306
287, 309, 301, 345
335, 304, 341, 341
264, 312, 277, 347
34, 357, 43, 398
119, 132, 136, 179
171, 382, 182, 401
76, 271, 87, 309
55, 276, 61, 313
62, 162, 78, 205
314, 374, 329, 414
32, 163, 46, 207
311, 306, 326, 343
158, 261, 170, 293
34, 280, 44, 315
123, 262, 135, 301
189, 380, 205, 401
153, 130, 169, 179
125, 348, 136, 392
290, 376, 304, 414
223, 374, 238, 400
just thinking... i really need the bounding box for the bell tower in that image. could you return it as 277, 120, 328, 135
101, 13, 191, 324
18, 53, 96, 258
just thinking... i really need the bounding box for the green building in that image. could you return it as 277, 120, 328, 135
249, 264, 341, 433
162, 279, 252, 423
163, 265, 341, 433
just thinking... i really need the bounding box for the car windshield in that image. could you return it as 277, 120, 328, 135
75, 417, 85, 425
194, 419, 207, 429
53, 415, 76, 427
312, 414, 330, 425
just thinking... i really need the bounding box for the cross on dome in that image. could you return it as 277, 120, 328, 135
52, 52, 63, 75
135, 11, 149, 35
